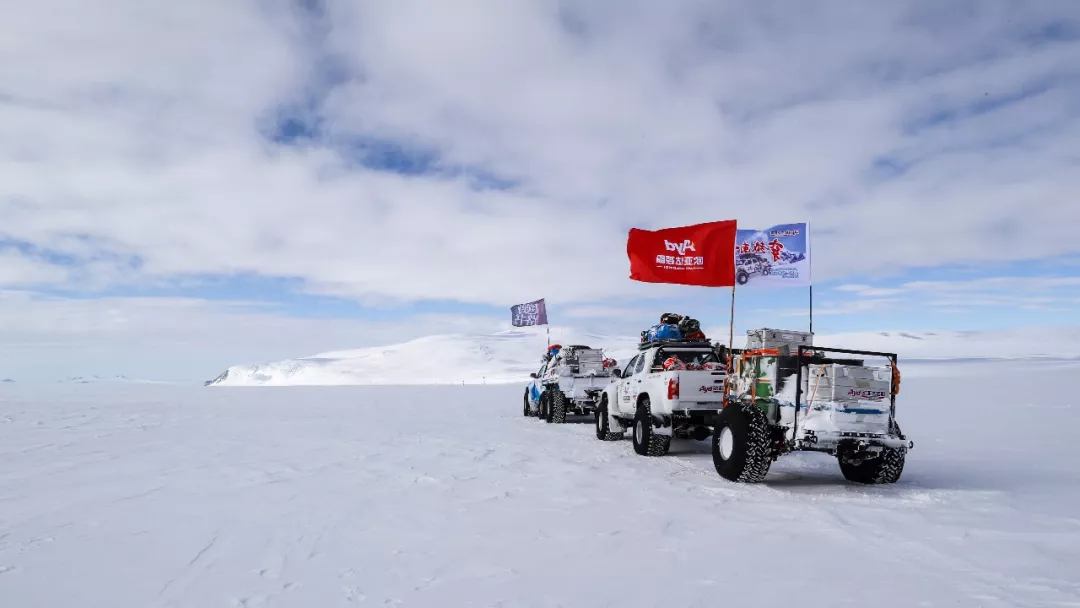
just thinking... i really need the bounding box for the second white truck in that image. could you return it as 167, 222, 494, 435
596, 337, 729, 455
525, 344, 616, 423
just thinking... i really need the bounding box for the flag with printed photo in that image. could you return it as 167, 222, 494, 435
733, 222, 811, 287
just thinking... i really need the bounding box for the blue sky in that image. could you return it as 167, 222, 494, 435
1, 1, 1078, 381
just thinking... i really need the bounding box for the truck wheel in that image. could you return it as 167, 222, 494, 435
838, 448, 905, 484
711, 403, 772, 482
551, 391, 568, 424
523, 392, 531, 417
541, 392, 552, 423
736, 270, 749, 285
594, 397, 623, 441
632, 397, 670, 456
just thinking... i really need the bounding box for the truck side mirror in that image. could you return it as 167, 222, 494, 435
611, 369, 622, 378
529, 373, 537, 378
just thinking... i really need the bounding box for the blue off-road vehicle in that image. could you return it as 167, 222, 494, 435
523, 344, 616, 423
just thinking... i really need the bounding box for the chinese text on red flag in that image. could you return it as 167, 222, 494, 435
626, 219, 737, 287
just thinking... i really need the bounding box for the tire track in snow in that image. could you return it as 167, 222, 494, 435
158, 532, 221, 600
3, 380, 1078, 607
524, 409, 1080, 606
186, 534, 218, 568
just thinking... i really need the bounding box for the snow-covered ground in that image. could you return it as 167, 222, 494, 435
2, 359, 1079, 607
207, 325, 1080, 386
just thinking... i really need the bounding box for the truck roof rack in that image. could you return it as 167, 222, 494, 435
796, 344, 898, 361
637, 338, 715, 351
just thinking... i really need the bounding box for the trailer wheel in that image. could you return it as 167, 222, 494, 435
594, 396, 623, 441
838, 447, 905, 484
632, 397, 670, 456
551, 391, 568, 424
711, 403, 772, 482
838, 421, 907, 484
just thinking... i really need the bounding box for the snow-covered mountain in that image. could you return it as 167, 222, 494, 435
206, 327, 642, 387
206, 325, 1080, 387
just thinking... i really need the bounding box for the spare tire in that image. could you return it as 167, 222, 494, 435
712, 403, 773, 482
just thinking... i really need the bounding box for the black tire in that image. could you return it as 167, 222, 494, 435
631, 397, 670, 456
736, 270, 750, 285
551, 391, 568, 423
523, 391, 531, 417
542, 392, 552, 423
711, 403, 773, 482
838, 421, 906, 484
594, 397, 623, 441
838, 447, 905, 484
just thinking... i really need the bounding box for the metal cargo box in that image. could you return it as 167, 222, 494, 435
745, 328, 814, 352
805, 363, 891, 403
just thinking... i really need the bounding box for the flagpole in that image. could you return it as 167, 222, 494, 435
723, 282, 736, 408
807, 220, 813, 336
728, 283, 736, 358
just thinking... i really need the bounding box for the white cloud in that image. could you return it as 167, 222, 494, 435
0, 0, 1078, 310
834, 284, 908, 297
559, 305, 662, 320
829, 276, 1080, 312
928, 277, 1079, 309
780, 297, 902, 317
904, 277, 1080, 293
0, 251, 70, 286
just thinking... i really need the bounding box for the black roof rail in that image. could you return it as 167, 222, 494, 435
796, 344, 898, 360
637, 338, 715, 351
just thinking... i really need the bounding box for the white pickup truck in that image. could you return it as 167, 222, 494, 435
524, 345, 616, 423
595, 338, 729, 456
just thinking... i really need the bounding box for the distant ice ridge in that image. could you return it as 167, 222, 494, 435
59, 375, 134, 384
206, 325, 1080, 387
56, 375, 173, 385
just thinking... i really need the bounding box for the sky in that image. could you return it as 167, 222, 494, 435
1, 0, 1079, 382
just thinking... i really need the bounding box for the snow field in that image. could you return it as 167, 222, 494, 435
1, 360, 1079, 607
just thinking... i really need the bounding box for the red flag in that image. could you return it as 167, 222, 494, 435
627, 219, 737, 287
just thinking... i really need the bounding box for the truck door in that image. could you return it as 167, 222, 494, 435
616, 355, 639, 415
530, 362, 547, 405
629, 352, 650, 408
